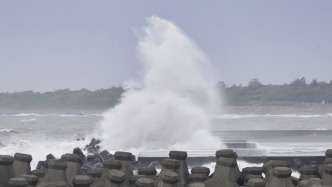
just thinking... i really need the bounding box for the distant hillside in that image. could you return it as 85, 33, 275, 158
220, 78, 332, 105
1, 78, 332, 112
0, 87, 124, 111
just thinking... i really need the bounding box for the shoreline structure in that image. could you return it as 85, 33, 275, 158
1, 147, 332, 187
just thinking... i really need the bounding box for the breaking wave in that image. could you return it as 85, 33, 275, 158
96, 16, 222, 152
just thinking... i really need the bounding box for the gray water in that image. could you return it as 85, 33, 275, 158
1, 105, 332, 167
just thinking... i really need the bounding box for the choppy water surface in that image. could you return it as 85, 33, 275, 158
0, 105, 332, 168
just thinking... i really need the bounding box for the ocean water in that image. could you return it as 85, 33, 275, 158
1, 105, 332, 169
0, 112, 102, 167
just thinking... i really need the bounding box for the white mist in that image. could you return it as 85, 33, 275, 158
97, 16, 223, 153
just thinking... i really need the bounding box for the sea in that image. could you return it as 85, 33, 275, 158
1, 104, 332, 172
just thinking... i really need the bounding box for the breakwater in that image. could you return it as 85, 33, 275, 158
1, 147, 332, 187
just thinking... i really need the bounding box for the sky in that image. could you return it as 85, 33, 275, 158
0, 1, 332, 92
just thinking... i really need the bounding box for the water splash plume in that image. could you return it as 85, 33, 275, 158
97, 16, 223, 152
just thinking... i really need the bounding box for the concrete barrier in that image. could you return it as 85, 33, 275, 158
87, 168, 103, 185
36, 159, 68, 187
21, 175, 38, 187
135, 178, 154, 187
0, 155, 15, 187
13, 153, 32, 177
266, 167, 293, 187
204, 157, 240, 187
158, 170, 181, 187
299, 165, 319, 181
114, 152, 134, 180
169, 151, 189, 186
190, 167, 210, 177
188, 174, 208, 184
156, 159, 180, 187
8, 178, 28, 187
246, 178, 264, 187
243, 175, 263, 187
105, 169, 127, 187
322, 163, 332, 186
61, 153, 83, 186
72, 175, 93, 187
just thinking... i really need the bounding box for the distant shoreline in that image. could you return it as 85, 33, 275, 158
1, 102, 331, 115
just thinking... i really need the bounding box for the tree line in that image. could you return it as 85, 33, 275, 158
1, 77, 332, 111
0, 87, 124, 111
219, 78, 332, 105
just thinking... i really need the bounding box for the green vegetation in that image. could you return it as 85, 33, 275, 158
220, 78, 332, 105
0, 87, 124, 111
1, 78, 332, 111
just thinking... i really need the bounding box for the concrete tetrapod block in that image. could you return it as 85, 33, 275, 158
310, 161, 318, 166
169, 151, 187, 160
87, 168, 103, 185
103, 160, 122, 170
106, 169, 127, 187
46, 154, 56, 160
72, 175, 93, 187
188, 183, 206, 187
299, 165, 319, 181
204, 157, 239, 187
242, 167, 263, 176
323, 156, 332, 179
326, 149, 332, 158
21, 174, 38, 187
169, 151, 189, 186
263, 160, 290, 185
128, 175, 144, 187
114, 152, 133, 161
246, 178, 264, 187
188, 174, 208, 184
135, 178, 155, 187
13, 153, 32, 177
159, 170, 180, 187
215, 149, 241, 184
239, 167, 263, 186
243, 175, 263, 187
304, 178, 322, 187
137, 167, 157, 182
61, 153, 83, 186
161, 159, 181, 170
138, 167, 157, 177
266, 166, 293, 187
0, 155, 15, 187
322, 164, 332, 186
36, 159, 68, 187
190, 167, 210, 177
114, 152, 133, 180
99, 160, 122, 183
156, 159, 181, 187
8, 178, 28, 187
31, 170, 45, 184
215, 149, 237, 159
298, 178, 327, 187
53, 181, 68, 187
263, 160, 290, 173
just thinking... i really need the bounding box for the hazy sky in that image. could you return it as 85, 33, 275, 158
1, 1, 331, 92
